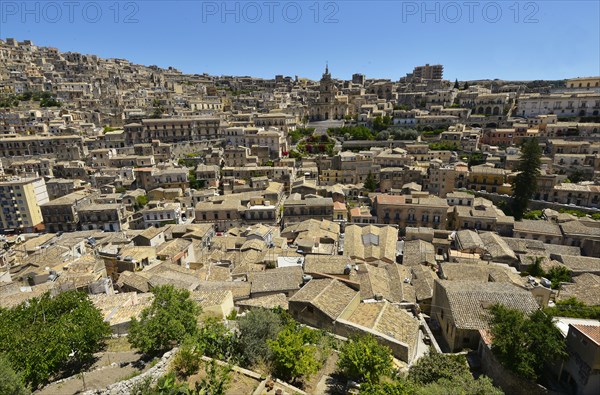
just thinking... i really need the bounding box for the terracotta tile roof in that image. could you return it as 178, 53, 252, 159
357, 263, 415, 304
411, 265, 435, 301
116, 271, 150, 293
289, 278, 358, 320
560, 220, 600, 237
573, 324, 600, 345
344, 225, 398, 264
375, 194, 406, 205
236, 293, 288, 310
558, 273, 600, 306
437, 280, 539, 330
196, 281, 251, 300
248, 266, 303, 294
303, 255, 352, 275
514, 220, 562, 236
190, 290, 232, 309
402, 240, 436, 266
347, 301, 420, 357
557, 255, 600, 274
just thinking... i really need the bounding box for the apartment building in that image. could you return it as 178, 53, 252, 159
447, 198, 514, 235
7, 158, 54, 177
518, 92, 600, 118
195, 184, 284, 231
123, 117, 222, 144
373, 193, 449, 230
423, 163, 458, 198
283, 194, 334, 226
253, 113, 297, 132
379, 167, 426, 193
141, 202, 183, 228
319, 151, 380, 186
40, 190, 95, 233
565, 77, 600, 89
0, 135, 86, 160
412, 64, 443, 81
467, 164, 511, 194
222, 166, 295, 191
549, 183, 600, 207
78, 203, 131, 232
0, 177, 49, 232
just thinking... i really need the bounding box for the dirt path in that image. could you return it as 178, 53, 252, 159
35, 351, 148, 395
309, 353, 344, 395
36, 365, 140, 395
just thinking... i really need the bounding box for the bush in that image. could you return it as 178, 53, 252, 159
237, 309, 285, 367
523, 210, 543, 220
414, 375, 502, 395
0, 354, 30, 395
545, 297, 600, 320
408, 352, 470, 385
171, 337, 200, 379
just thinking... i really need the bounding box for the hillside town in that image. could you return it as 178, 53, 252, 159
0, 38, 599, 395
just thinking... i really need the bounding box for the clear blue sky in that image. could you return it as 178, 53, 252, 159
1, 1, 599, 81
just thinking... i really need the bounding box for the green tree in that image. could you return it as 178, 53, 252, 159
373, 115, 392, 132
364, 172, 378, 192
408, 353, 502, 395
489, 304, 567, 381
546, 266, 572, 289
129, 285, 200, 355
172, 336, 200, 379
237, 308, 285, 367
415, 375, 502, 395
392, 129, 418, 140
188, 170, 205, 190
134, 195, 149, 211
464, 81, 469, 90
359, 380, 413, 395
526, 256, 545, 277
375, 131, 390, 141
150, 98, 165, 118
453, 79, 460, 89
338, 335, 393, 384
0, 354, 30, 395
511, 138, 542, 220
267, 326, 321, 383
0, 291, 110, 388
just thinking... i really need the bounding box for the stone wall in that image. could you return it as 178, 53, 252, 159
171, 140, 223, 158
473, 190, 600, 215
334, 318, 412, 363
82, 348, 178, 395
479, 342, 549, 395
